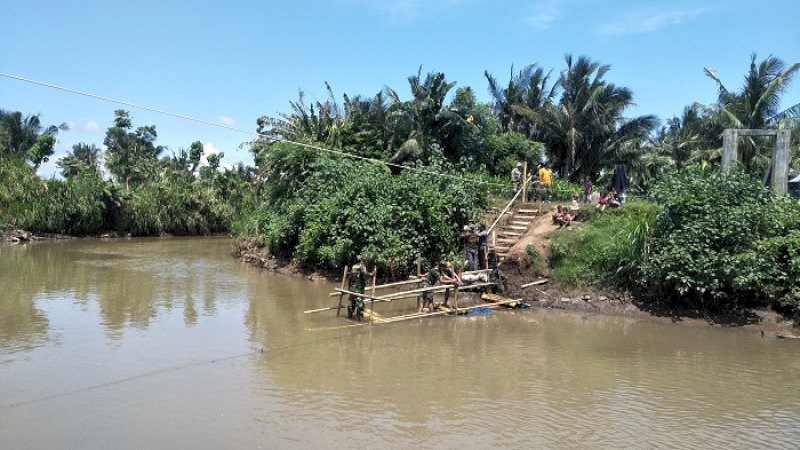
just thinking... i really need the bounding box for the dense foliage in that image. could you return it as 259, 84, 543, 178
0, 111, 254, 236
644, 168, 800, 310
235, 143, 487, 272
550, 170, 800, 313
2, 53, 799, 314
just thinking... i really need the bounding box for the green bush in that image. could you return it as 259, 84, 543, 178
644, 168, 800, 310
235, 148, 488, 272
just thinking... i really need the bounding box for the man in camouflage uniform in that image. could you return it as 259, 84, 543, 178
417, 263, 440, 313
464, 225, 480, 271
347, 256, 368, 321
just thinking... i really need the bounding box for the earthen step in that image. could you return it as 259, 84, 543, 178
511, 220, 531, 226
508, 225, 528, 230
501, 231, 523, 236
495, 246, 511, 253
497, 238, 516, 244
517, 209, 538, 214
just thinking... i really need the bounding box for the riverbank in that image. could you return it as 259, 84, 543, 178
234, 237, 800, 336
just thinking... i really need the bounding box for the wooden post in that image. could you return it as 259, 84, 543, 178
522, 161, 528, 202
336, 266, 349, 317
453, 286, 459, 315
369, 267, 377, 325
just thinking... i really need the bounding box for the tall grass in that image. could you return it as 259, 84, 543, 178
549, 200, 660, 286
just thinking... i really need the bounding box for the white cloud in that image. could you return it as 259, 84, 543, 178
524, 0, 564, 31
83, 121, 100, 132
201, 142, 221, 164
596, 6, 711, 36
218, 116, 235, 126
339, 0, 479, 23
201, 142, 230, 172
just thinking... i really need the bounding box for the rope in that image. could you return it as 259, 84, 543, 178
0, 72, 508, 188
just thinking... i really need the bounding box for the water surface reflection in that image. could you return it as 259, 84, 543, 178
1, 238, 798, 449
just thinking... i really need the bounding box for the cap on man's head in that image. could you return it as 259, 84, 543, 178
515, 162, 522, 167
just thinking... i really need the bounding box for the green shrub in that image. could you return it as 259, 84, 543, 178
644, 168, 800, 311
235, 148, 488, 272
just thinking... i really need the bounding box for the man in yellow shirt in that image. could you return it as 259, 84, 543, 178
537, 162, 553, 201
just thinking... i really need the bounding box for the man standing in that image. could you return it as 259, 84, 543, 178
347, 255, 368, 321
511, 163, 522, 193
538, 162, 553, 201
439, 261, 462, 307
464, 225, 479, 271
477, 223, 489, 269
418, 263, 441, 313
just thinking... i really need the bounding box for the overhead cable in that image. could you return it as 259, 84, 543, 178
0, 72, 507, 187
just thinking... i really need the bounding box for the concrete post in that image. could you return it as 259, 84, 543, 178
773, 130, 790, 196
721, 129, 737, 173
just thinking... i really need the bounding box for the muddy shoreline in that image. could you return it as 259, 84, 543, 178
234, 238, 800, 336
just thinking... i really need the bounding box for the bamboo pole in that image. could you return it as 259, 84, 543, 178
369, 268, 377, 325
326, 271, 489, 297
487, 175, 531, 234
306, 283, 495, 314
522, 161, 528, 203
336, 266, 349, 317
378, 298, 522, 324
521, 279, 549, 288
327, 277, 422, 297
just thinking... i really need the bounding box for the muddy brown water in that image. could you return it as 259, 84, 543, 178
1, 238, 799, 449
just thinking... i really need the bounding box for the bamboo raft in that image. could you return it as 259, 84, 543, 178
304, 268, 525, 325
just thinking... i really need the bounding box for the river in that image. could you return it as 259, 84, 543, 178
1, 238, 799, 449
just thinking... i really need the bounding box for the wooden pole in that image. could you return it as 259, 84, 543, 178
378, 298, 522, 324
521, 279, 549, 289
336, 266, 349, 317
369, 268, 377, 325
306, 283, 495, 314
522, 161, 528, 202
327, 277, 423, 297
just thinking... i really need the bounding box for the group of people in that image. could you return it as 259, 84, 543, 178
551, 193, 581, 228
417, 261, 462, 313
463, 223, 489, 271
511, 162, 553, 201
512, 161, 629, 216
345, 250, 499, 320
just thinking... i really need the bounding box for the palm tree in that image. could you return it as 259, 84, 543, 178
385, 68, 460, 164
542, 54, 656, 180
705, 53, 800, 170
485, 64, 558, 140
0, 110, 68, 167
650, 104, 724, 169
56, 143, 101, 178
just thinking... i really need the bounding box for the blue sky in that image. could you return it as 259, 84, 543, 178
2, 0, 798, 176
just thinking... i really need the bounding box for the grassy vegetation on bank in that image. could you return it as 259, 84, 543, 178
550, 169, 800, 314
